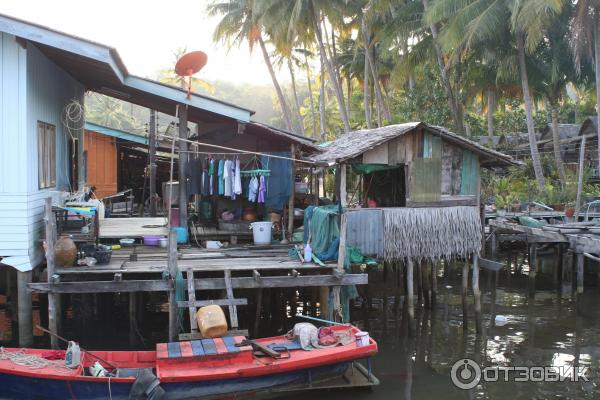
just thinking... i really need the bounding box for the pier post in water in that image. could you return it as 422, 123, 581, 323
528, 243, 538, 296
472, 254, 482, 335
461, 261, 469, 331
406, 258, 415, 332
576, 252, 584, 295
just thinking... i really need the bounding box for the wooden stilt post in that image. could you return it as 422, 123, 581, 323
17, 271, 33, 347
178, 105, 189, 232
333, 213, 347, 321
254, 289, 263, 336
288, 144, 296, 239
431, 261, 438, 308
149, 109, 157, 217
490, 227, 498, 255
576, 252, 584, 295
422, 261, 431, 309
44, 198, 59, 349
339, 164, 347, 207
167, 229, 178, 341
529, 243, 538, 296
406, 259, 415, 326
417, 260, 424, 307
472, 254, 482, 335
129, 292, 137, 347
461, 261, 469, 331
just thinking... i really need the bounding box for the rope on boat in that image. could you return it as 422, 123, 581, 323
0, 347, 67, 370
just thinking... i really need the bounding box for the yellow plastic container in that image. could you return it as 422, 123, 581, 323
196, 305, 228, 338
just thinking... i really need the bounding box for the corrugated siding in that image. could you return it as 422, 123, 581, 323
346, 209, 384, 258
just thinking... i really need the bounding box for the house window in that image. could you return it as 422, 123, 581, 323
38, 122, 56, 189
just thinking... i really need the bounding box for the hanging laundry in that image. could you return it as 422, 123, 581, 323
208, 158, 215, 196
234, 158, 242, 195
258, 175, 266, 203
230, 159, 237, 200
201, 158, 210, 197
217, 159, 224, 196
248, 176, 259, 202
223, 160, 232, 197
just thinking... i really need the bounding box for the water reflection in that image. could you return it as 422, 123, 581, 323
288, 250, 600, 400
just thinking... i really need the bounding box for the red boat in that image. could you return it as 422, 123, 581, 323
0, 324, 378, 399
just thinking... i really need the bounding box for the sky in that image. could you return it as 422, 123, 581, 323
0, 0, 282, 85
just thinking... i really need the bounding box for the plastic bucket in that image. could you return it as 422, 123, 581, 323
172, 227, 188, 244
355, 331, 370, 347
250, 222, 272, 245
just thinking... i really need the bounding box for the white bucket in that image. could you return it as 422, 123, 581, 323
250, 221, 272, 245
355, 331, 370, 347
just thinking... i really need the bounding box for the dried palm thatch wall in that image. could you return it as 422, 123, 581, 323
383, 206, 482, 261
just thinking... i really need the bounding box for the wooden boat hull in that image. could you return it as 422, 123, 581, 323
0, 361, 353, 399
0, 325, 378, 399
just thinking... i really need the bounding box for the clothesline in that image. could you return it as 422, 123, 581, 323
157, 134, 315, 165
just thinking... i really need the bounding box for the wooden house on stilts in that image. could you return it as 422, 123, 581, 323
310, 122, 516, 330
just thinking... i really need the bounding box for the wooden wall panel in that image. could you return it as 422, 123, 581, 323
84, 131, 117, 197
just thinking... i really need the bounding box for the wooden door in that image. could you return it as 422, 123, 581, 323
84, 131, 117, 197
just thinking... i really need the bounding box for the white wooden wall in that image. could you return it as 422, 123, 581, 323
0, 34, 83, 270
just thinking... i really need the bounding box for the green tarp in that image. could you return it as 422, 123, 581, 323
351, 163, 402, 175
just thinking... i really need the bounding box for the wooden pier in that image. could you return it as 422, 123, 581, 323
28, 201, 368, 347
489, 219, 600, 294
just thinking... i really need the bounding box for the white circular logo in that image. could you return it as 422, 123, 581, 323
451, 358, 482, 390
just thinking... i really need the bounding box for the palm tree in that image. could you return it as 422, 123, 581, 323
572, 0, 600, 176
207, 0, 295, 132
426, 0, 569, 189
255, 0, 352, 133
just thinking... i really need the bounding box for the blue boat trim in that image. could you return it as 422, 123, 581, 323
222, 336, 240, 353
201, 339, 217, 355
167, 342, 181, 358
190, 340, 205, 356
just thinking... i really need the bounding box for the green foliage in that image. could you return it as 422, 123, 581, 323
389, 66, 452, 127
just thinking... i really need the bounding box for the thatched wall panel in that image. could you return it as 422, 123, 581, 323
383, 206, 482, 261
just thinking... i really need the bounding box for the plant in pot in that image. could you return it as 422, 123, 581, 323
564, 202, 575, 218
496, 195, 509, 216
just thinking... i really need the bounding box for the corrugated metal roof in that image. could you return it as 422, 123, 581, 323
346, 209, 384, 258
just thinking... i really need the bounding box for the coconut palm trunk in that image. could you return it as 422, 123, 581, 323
363, 51, 372, 129
303, 49, 318, 138
421, 0, 465, 134
288, 58, 306, 136
487, 90, 495, 145
516, 33, 546, 188
319, 53, 327, 140
595, 16, 600, 176
312, 9, 351, 133
258, 35, 294, 132
550, 105, 567, 183
362, 16, 391, 125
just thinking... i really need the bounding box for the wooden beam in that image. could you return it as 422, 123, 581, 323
479, 258, 503, 272
177, 298, 248, 308
224, 269, 238, 328
28, 274, 368, 293
186, 269, 198, 333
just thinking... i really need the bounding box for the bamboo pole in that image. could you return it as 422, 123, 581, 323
149, 109, 157, 217
461, 261, 469, 331
576, 252, 584, 295
332, 212, 347, 321
406, 259, 415, 324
